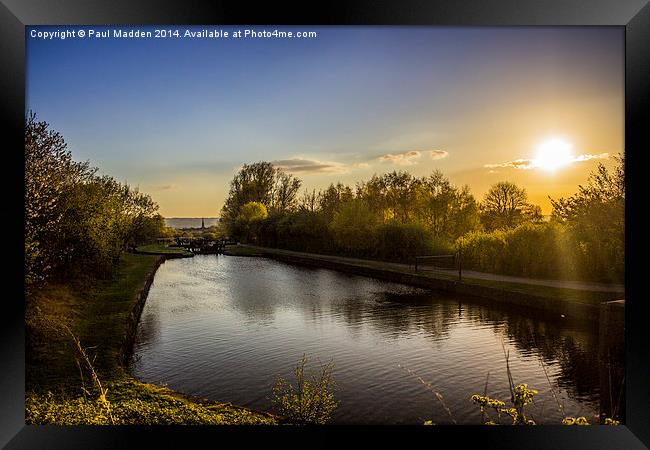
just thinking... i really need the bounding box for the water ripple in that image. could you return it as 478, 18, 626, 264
132, 255, 605, 424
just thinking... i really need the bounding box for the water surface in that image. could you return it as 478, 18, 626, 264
131, 255, 608, 424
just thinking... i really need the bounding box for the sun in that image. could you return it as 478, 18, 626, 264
534, 138, 574, 171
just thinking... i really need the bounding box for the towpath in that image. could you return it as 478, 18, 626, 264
240, 245, 624, 293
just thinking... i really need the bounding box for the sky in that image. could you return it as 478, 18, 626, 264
26, 26, 624, 216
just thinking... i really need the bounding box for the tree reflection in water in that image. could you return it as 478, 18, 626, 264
132, 255, 623, 424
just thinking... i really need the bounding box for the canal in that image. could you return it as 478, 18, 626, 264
131, 255, 618, 425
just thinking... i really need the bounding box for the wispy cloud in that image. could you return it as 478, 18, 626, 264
150, 184, 176, 191
272, 158, 349, 174
379, 150, 422, 166
574, 153, 610, 162
485, 153, 609, 170
484, 159, 537, 170
378, 149, 449, 166
429, 150, 449, 160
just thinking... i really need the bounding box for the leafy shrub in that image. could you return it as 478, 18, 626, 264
329, 200, 378, 256
268, 211, 332, 253
457, 229, 508, 274
456, 222, 608, 281
374, 222, 453, 262
272, 355, 338, 424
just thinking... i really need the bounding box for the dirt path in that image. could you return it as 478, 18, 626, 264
241, 245, 625, 293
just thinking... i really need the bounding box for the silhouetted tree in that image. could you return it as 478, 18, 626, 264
550, 154, 624, 281
357, 171, 420, 223
480, 181, 532, 230
318, 182, 354, 222
272, 171, 302, 214
299, 189, 319, 213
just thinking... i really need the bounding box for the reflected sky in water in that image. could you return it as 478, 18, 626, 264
132, 255, 606, 424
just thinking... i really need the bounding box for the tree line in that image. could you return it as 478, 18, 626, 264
25, 113, 166, 291
25, 112, 621, 286
221, 156, 624, 283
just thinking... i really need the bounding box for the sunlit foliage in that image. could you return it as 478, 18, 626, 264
329, 199, 378, 255
25, 112, 164, 289
232, 201, 269, 243
550, 154, 624, 282
457, 157, 624, 282
470, 383, 539, 425
220, 161, 302, 225
272, 355, 338, 424
458, 223, 576, 279
221, 158, 621, 283
26, 383, 277, 425
469, 388, 620, 426
223, 164, 482, 261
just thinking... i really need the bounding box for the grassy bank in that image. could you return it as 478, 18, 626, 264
223, 245, 266, 257
25, 253, 277, 425
452, 275, 619, 305
135, 243, 193, 257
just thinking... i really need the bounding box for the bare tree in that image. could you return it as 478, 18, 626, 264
480, 181, 529, 230
299, 189, 319, 213
272, 171, 302, 214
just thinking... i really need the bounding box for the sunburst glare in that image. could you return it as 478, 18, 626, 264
534, 138, 574, 171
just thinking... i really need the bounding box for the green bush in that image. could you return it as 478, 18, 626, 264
457, 229, 508, 274
456, 221, 620, 281
329, 200, 378, 256
272, 355, 338, 425
253, 210, 456, 263
374, 222, 453, 262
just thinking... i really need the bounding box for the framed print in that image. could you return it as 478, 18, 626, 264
2, 0, 649, 448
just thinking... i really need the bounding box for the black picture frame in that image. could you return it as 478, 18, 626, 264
2, 0, 648, 448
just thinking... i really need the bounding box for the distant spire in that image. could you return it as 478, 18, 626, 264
201, 217, 205, 229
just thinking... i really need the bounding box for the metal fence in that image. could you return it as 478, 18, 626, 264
414, 253, 462, 281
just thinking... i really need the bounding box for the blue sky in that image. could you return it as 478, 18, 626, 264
27, 26, 623, 216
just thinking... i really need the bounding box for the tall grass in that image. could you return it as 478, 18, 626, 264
467, 342, 620, 426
